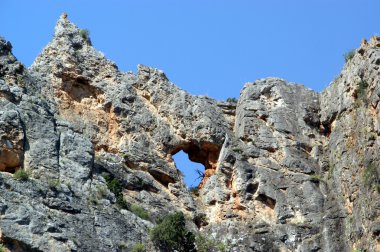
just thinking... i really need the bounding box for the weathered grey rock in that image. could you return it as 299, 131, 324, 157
319, 37, 380, 252
0, 14, 379, 252
0, 108, 24, 172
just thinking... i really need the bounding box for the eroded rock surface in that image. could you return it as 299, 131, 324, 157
0, 14, 379, 251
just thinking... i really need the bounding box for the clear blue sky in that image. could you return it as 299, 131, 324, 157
2, 1, 380, 187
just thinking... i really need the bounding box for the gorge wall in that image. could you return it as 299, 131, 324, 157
0, 15, 379, 251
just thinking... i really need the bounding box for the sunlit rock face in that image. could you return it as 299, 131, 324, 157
0, 14, 379, 251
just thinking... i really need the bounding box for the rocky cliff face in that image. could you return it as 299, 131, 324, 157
0, 14, 379, 252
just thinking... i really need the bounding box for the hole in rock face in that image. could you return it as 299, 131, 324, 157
256, 194, 276, 209
171, 141, 221, 190
59, 76, 104, 102
173, 150, 205, 188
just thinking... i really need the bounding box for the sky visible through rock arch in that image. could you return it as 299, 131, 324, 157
2, 0, 380, 187
173, 151, 204, 188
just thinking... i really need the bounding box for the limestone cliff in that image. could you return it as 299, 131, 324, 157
0, 15, 379, 251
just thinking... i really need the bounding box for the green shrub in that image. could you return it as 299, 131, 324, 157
309, 175, 324, 184
14, 169, 29, 181
130, 204, 150, 220
48, 179, 60, 189
357, 79, 368, 99
363, 162, 378, 186
328, 163, 334, 179
0, 244, 5, 252
104, 175, 122, 195
79, 29, 90, 40
104, 175, 128, 209
96, 185, 108, 197
195, 234, 226, 252
116, 195, 129, 209
226, 97, 238, 103
89, 195, 99, 205
150, 211, 196, 252
217, 243, 226, 252
343, 49, 356, 62
131, 243, 146, 252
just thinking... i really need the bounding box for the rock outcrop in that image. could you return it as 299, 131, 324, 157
0, 14, 379, 251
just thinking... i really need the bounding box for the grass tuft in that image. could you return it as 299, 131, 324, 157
14, 169, 29, 181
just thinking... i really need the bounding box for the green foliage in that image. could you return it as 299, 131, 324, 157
48, 179, 60, 189
368, 131, 377, 141
104, 175, 128, 209
309, 175, 324, 183
189, 186, 199, 196
89, 195, 99, 205
343, 49, 355, 62
226, 97, 238, 103
232, 147, 243, 153
352, 248, 363, 252
130, 204, 150, 220
16, 74, 26, 87
79, 29, 90, 40
0, 244, 5, 252
373, 183, 380, 193
131, 243, 146, 252
116, 195, 129, 209
118, 241, 127, 251
96, 185, 108, 197
104, 175, 122, 195
328, 163, 334, 179
357, 79, 368, 99
217, 243, 226, 252
363, 162, 379, 187
14, 169, 29, 181
195, 234, 226, 252
150, 212, 196, 252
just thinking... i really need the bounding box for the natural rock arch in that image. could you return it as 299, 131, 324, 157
170, 140, 221, 189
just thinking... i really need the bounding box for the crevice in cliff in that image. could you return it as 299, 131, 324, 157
1, 235, 43, 252
0, 111, 26, 174
256, 194, 276, 210
58, 75, 104, 103
56, 131, 61, 170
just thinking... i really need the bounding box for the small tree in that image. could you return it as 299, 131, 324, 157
150, 212, 196, 252
79, 29, 92, 45
226, 97, 238, 103
343, 49, 355, 62
130, 204, 150, 220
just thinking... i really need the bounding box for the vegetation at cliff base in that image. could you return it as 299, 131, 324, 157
150, 211, 196, 252
195, 234, 227, 252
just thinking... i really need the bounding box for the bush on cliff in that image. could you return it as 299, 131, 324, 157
14, 169, 29, 181
150, 211, 196, 252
